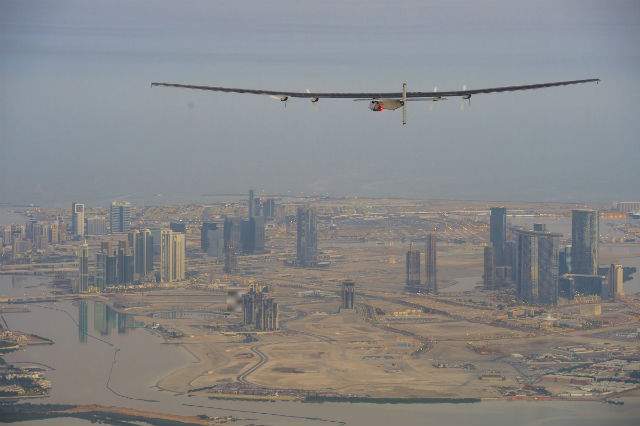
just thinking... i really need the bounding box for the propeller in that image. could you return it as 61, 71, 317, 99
429, 87, 438, 111
270, 95, 288, 108
306, 89, 319, 111
460, 84, 471, 111
306, 89, 319, 104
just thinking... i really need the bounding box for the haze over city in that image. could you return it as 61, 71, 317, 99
2, 0, 639, 205
1, 1, 640, 425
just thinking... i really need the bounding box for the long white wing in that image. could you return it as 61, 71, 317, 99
151, 79, 599, 99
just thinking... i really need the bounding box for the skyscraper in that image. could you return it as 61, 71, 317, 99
490, 207, 507, 266
223, 217, 242, 253
170, 221, 187, 234
559, 245, 572, 275
206, 229, 224, 258
159, 230, 186, 282
223, 240, 238, 274
240, 216, 265, 254
608, 263, 624, 300
117, 241, 134, 284
97, 241, 118, 286
223, 217, 241, 272
424, 233, 437, 293
242, 285, 279, 331
110, 201, 131, 234
503, 240, 516, 283
296, 207, 318, 267
405, 247, 421, 293
85, 216, 107, 236
78, 241, 89, 293
262, 198, 277, 220
71, 202, 85, 238
32, 222, 50, 251
129, 229, 153, 279
537, 231, 561, 305
201, 222, 218, 252
571, 209, 598, 275
515, 229, 561, 305
483, 245, 495, 290
248, 189, 255, 217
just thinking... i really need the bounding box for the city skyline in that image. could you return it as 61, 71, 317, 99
1, 1, 639, 423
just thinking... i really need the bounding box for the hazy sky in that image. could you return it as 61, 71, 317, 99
1, 0, 639, 206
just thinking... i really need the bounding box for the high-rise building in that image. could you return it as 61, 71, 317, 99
25, 218, 36, 241
405, 247, 421, 293
117, 241, 134, 284
159, 230, 186, 282
537, 231, 561, 305
96, 241, 118, 287
129, 229, 153, 279
262, 198, 277, 220
483, 245, 495, 290
32, 222, 50, 251
515, 229, 561, 305
223, 217, 242, 252
240, 216, 265, 254
223, 240, 238, 274
503, 240, 517, 283
608, 263, 624, 300
56, 217, 68, 242
559, 245, 572, 275
48, 222, 59, 244
170, 221, 187, 234
533, 223, 547, 232
341, 280, 355, 309
248, 189, 255, 217
85, 216, 107, 236
207, 228, 224, 258
559, 274, 604, 299
424, 234, 437, 293
223, 217, 242, 273
490, 207, 507, 266
78, 241, 89, 293
615, 201, 640, 213
242, 285, 278, 331
201, 222, 218, 252
71, 202, 85, 238
571, 209, 598, 275
110, 201, 132, 234
1, 225, 11, 246
296, 207, 318, 267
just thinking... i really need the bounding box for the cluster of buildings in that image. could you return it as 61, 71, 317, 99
241, 285, 279, 331
74, 201, 186, 293
71, 201, 132, 238
341, 279, 355, 309
0, 219, 65, 258
483, 207, 626, 305
200, 191, 322, 272
77, 228, 186, 292
200, 191, 270, 274
405, 233, 438, 294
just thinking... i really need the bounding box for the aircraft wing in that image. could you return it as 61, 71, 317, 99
150, 78, 599, 99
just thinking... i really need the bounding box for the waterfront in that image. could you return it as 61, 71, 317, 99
2, 276, 639, 425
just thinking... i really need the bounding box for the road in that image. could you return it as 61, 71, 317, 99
236, 345, 269, 385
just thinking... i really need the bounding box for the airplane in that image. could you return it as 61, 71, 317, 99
150, 78, 600, 125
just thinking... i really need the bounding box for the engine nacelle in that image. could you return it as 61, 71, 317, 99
369, 100, 384, 111
369, 98, 403, 111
